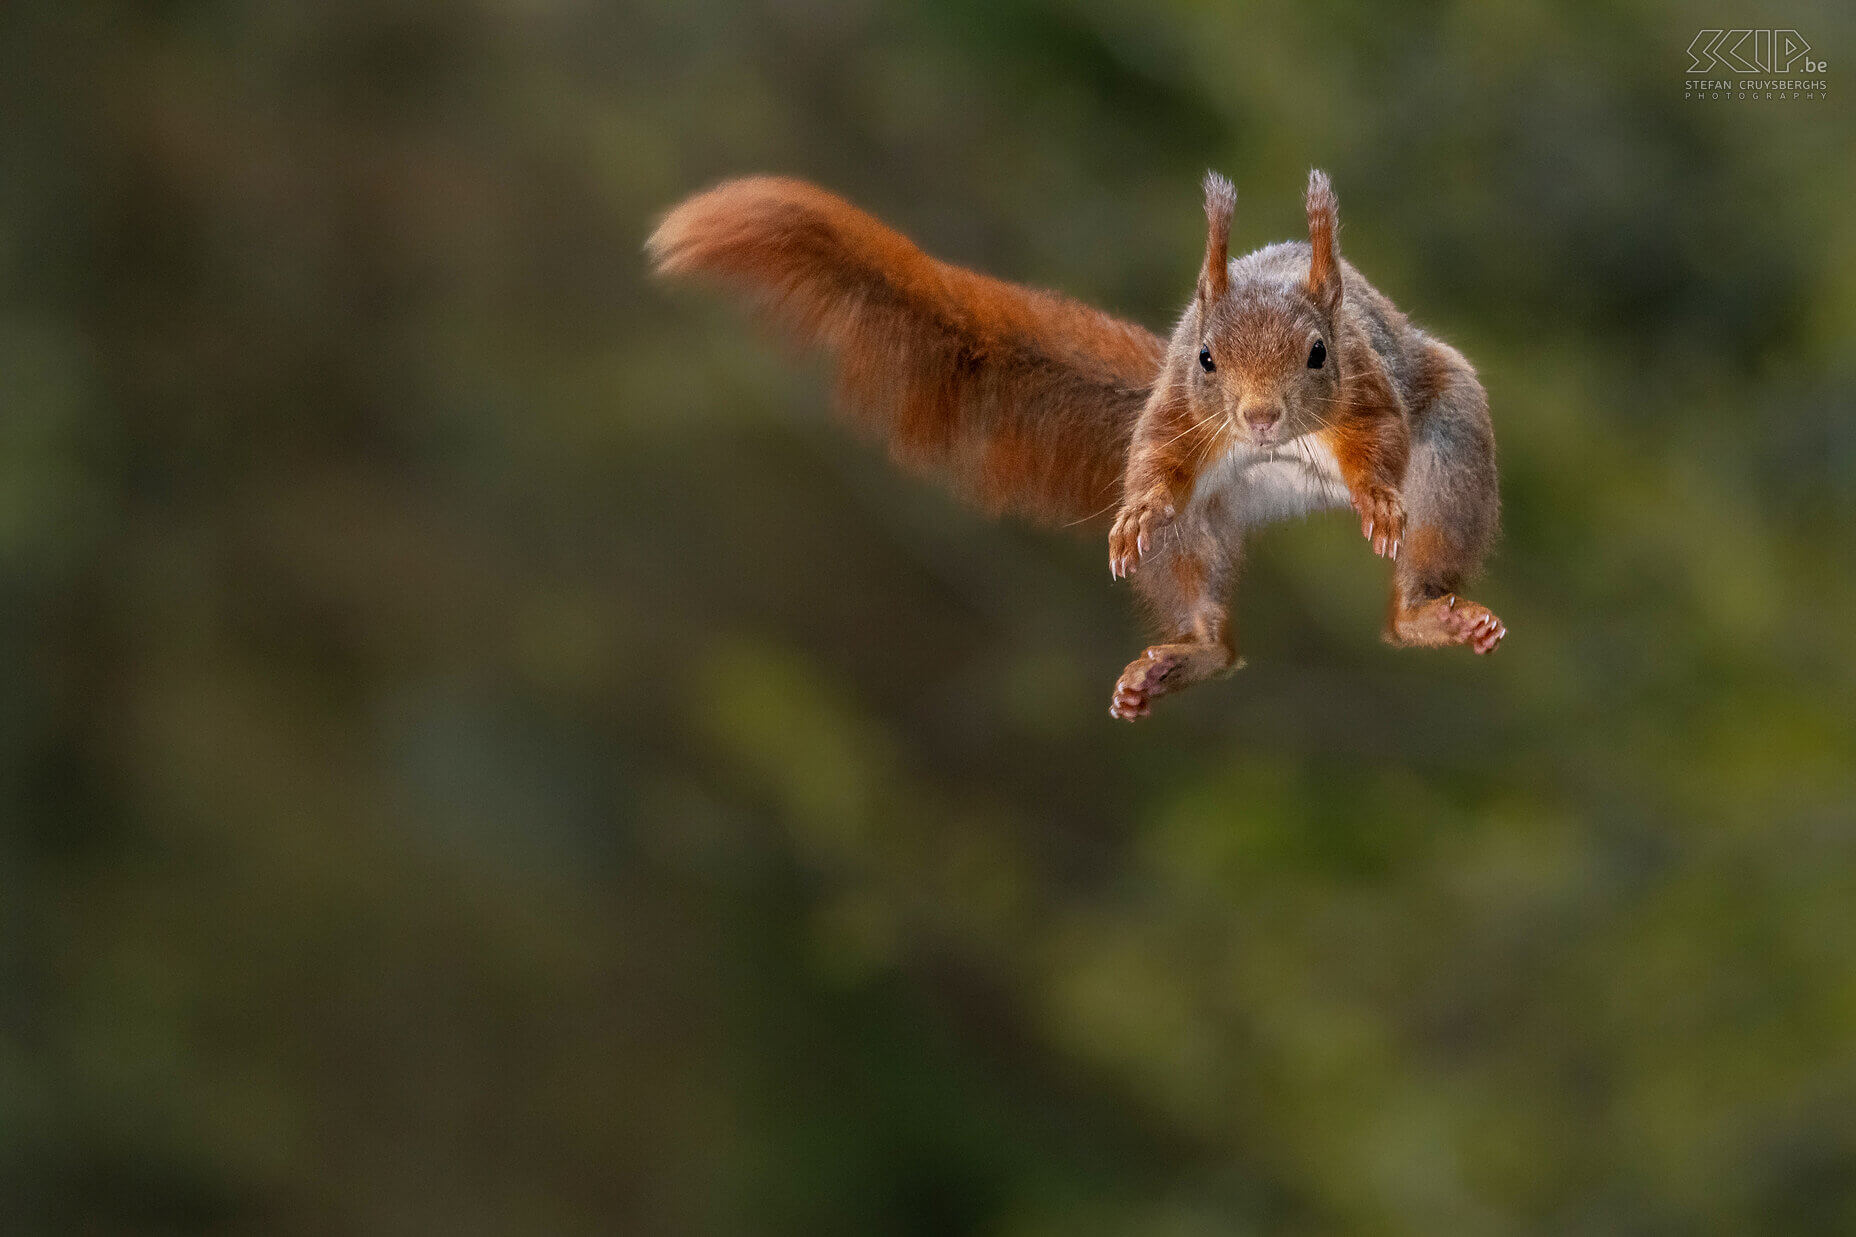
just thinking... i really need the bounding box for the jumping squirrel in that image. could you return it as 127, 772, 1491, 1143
648, 171, 1503, 721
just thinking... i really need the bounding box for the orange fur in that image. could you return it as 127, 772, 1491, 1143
647, 177, 1166, 524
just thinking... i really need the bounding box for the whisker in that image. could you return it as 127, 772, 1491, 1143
1059, 495, 1125, 528
1147, 409, 1221, 455
1063, 407, 1224, 529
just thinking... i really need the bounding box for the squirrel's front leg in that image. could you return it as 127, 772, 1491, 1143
1110, 386, 1211, 578
1325, 378, 1412, 560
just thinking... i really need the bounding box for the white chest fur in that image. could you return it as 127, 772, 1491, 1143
1187, 435, 1353, 530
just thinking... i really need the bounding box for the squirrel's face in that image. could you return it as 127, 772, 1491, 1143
1188, 168, 1345, 450
1192, 286, 1338, 449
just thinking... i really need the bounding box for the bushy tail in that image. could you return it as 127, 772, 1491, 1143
647, 177, 1165, 524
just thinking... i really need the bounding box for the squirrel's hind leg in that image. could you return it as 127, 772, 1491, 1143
1383, 347, 1504, 654
1111, 527, 1238, 720
1386, 582, 1505, 654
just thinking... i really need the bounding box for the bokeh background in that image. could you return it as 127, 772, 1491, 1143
4, 0, 1855, 1232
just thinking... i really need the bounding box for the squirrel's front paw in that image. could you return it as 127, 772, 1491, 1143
1109, 493, 1175, 579
1352, 486, 1406, 559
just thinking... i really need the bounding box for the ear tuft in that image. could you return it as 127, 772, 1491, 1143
1304, 169, 1341, 314
1199, 170, 1236, 307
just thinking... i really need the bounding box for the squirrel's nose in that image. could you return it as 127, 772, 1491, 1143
1242, 402, 1283, 434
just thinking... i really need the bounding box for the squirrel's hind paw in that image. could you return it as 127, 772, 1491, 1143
1388, 593, 1506, 653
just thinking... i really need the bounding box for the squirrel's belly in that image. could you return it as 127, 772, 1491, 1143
1191, 438, 1352, 529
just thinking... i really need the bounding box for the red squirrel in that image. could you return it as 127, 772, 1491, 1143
648, 171, 1503, 721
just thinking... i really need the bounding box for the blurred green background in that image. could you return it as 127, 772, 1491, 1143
4, 0, 1854, 1232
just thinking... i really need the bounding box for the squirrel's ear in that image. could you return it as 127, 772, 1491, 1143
1305, 169, 1341, 315
1198, 170, 1235, 310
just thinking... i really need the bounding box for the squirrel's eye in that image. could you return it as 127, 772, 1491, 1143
1307, 339, 1326, 369
1199, 346, 1215, 373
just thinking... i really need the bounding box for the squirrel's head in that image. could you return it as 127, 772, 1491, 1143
1188, 169, 1343, 448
